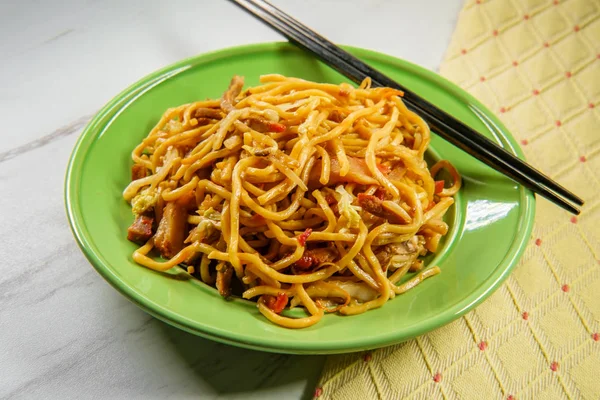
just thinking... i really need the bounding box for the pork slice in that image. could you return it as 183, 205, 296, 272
127, 215, 154, 244
154, 201, 188, 258
131, 164, 147, 181
357, 194, 405, 224
308, 156, 379, 189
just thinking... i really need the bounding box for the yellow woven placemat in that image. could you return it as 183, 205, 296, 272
315, 0, 600, 398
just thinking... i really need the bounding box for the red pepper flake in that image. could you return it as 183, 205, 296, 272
266, 293, 288, 314
562, 284, 570, 292
297, 228, 313, 247
579, 156, 587, 162
533, 89, 540, 96
433, 373, 442, 383
492, 30, 498, 36
363, 353, 372, 362
565, 71, 572, 78
325, 194, 336, 205
435, 180, 445, 194
374, 187, 386, 200
295, 256, 314, 270
544, 42, 550, 48
522, 312, 529, 320
268, 122, 286, 133
500, 107, 507, 113
556, 120, 562, 127
590, 103, 595, 109
512, 61, 519, 66
550, 361, 559, 372
574, 25, 580, 32
571, 216, 578, 224
377, 163, 391, 174
535, 238, 542, 246
521, 139, 528, 145
592, 333, 599, 341
461, 49, 467, 55
524, 14, 530, 20
480, 76, 486, 82
479, 341, 487, 351
314, 387, 323, 398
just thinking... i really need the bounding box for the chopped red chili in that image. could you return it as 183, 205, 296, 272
325, 194, 337, 205
434, 180, 445, 194
266, 293, 288, 314
297, 228, 313, 247
268, 122, 286, 132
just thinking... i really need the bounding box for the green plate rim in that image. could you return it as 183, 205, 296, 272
64, 41, 535, 354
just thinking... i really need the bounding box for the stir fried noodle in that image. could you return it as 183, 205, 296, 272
124, 75, 461, 328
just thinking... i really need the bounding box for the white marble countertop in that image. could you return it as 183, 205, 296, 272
0, 0, 462, 398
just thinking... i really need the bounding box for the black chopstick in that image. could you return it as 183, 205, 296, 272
229, 0, 584, 215
239, 0, 585, 209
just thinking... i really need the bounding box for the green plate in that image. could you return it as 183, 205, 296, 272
65, 42, 535, 354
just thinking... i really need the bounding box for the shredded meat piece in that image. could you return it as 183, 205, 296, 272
357, 193, 405, 224
154, 200, 188, 258
308, 156, 379, 189
329, 110, 346, 123
221, 75, 244, 113
131, 164, 147, 181
294, 247, 338, 270
127, 215, 154, 244
194, 108, 224, 119
216, 263, 233, 297
375, 241, 418, 270
247, 118, 286, 133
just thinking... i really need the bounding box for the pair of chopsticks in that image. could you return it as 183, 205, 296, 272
229, 0, 584, 215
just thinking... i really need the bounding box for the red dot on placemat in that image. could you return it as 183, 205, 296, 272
544, 42, 550, 48
535, 238, 542, 246
522, 312, 529, 320
533, 89, 540, 95
500, 107, 507, 113
461, 49, 467, 55
571, 216, 578, 224
551, 361, 559, 371
574, 25, 580, 32
590, 103, 596, 108
524, 14, 530, 20
508, 396, 515, 400
553, 0, 559, 4
476, 0, 481, 3
556, 120, 562, 127
433, 373, 442, 383
363, 353, 372, 362
593, 333, 599, 342
493, 30, 499, 36
479, 341, 488, 351
580, 155, 587, 162
521, 139, 528, 145
562, 284, 570, 292
480, 76, 486, 82
565, 71, 572, 78
513, 61, 519, 66
314, 387, 323, 397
